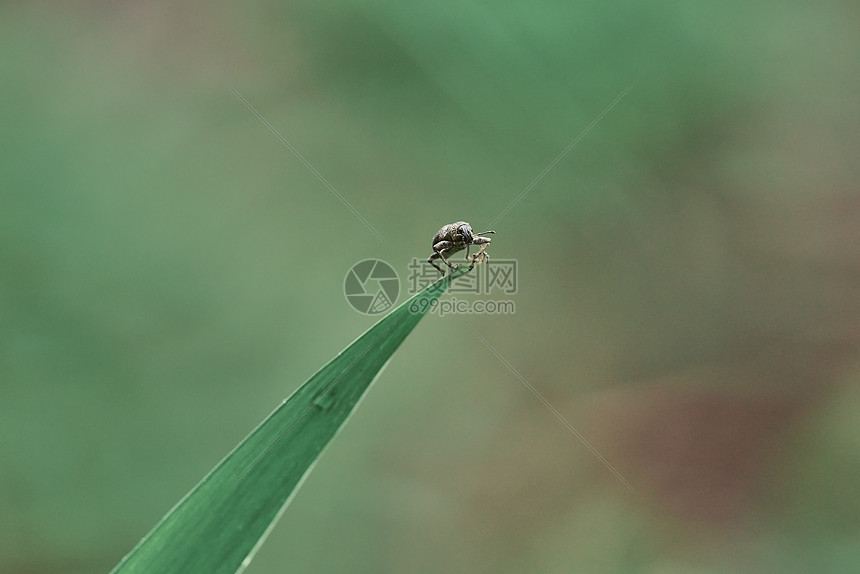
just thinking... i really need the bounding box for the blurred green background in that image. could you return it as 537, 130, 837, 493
3, 1, 859, 572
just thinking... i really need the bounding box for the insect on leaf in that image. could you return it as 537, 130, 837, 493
111, 267, 468, 574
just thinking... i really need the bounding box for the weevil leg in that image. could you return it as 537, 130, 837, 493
428, 252, 446, 275
466, 244, 471, 260
437, 250, 459, 271
432, 241, 459, 271
469, 246, 489, 270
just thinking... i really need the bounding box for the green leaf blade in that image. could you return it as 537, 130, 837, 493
112, 268, 465, 574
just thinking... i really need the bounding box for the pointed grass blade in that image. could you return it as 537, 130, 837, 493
112, 268, 466, 574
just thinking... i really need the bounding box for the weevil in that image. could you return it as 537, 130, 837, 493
427, 221, 495, 275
